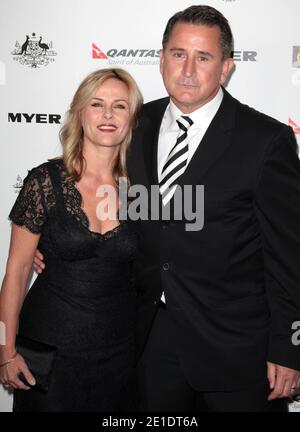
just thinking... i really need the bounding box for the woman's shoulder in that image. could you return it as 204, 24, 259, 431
25, 158, 64, 180
35, 157, 63, 171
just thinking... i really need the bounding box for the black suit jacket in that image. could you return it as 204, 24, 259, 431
127, 89, 300, 391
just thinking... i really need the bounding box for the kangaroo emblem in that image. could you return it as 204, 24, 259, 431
19, 35, 29, 55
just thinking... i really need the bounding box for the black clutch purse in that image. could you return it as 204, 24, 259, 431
16, 334, 57, 393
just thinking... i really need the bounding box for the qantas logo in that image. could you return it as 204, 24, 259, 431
92, 43, 108, 59
91, 43, 160, 66
288, 118, 300, 134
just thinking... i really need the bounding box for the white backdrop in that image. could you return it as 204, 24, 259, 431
0, 0, 299, 412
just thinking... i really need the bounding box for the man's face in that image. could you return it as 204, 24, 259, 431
160, 22, 234, 113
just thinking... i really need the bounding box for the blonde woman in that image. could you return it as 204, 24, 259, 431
0, 68, 143, 411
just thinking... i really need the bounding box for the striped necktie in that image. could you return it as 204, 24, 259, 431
159, 115, 193, 206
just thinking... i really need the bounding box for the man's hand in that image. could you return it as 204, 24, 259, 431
33, 249, 45, 274
267, 361, 300, 400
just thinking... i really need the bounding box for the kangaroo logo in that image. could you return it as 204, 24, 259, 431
92, 43, 108, 59
11, 33, 57, 68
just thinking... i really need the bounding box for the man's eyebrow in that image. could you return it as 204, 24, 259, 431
196, 50, 213, 58
169, 48, 213, 58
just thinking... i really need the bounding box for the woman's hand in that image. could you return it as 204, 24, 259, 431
0, 353, 36, 390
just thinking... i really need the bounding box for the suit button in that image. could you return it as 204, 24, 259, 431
153, 300, 158, 305
162, 262, 169, 271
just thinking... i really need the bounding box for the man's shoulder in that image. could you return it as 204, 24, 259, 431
141, 97, 169, 116
228, 91, 288, 134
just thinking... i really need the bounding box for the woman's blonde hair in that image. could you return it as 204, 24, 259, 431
60, 68, 143, 182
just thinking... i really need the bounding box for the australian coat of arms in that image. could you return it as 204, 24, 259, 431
11, 33, 57, 68
13, 175, 23, 193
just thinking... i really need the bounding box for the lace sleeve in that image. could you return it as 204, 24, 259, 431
9, 167, 47, 234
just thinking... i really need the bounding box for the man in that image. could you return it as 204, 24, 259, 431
126, 5, 300, 412
35, 5, 300, 411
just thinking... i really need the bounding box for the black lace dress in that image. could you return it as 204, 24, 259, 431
9, 159, 138, 412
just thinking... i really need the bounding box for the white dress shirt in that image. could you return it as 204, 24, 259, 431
158, 87, 224, 303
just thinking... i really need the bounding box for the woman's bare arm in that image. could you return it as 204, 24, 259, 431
0, 224, 41, 389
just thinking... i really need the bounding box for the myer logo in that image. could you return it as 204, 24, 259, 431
92, 43, 160, 66
292, 46, 300, 68
8, 113, 61, 124
232, 51, 257, 61
11, 33, 57, 68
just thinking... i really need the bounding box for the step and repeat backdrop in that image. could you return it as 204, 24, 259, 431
0, 0, 299, 412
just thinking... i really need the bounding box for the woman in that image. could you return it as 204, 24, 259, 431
0, 68, 143, 411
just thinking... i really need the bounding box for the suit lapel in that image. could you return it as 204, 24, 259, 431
177, 89, 237, 188
139, 91, 238, 202
141, 98, 169, 185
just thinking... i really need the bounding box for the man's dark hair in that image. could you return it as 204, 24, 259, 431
162, 5, 233, 60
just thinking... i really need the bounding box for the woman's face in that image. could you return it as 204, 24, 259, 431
80, 78, 130, 149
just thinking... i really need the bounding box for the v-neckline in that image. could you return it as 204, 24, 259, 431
71, 178, 121, 238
